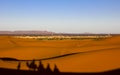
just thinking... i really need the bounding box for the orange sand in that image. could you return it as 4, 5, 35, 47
0, 36, 120, 72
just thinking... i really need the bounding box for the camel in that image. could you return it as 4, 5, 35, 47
17, 62, 21, 70
37, 61, 45, 72
26, 60, 37, 71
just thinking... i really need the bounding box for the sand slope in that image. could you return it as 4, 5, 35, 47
43, 48, 120, 72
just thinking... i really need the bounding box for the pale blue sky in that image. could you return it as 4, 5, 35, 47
0, 0, 120, 33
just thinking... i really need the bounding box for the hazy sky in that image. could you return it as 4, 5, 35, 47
0, 0, 120, 33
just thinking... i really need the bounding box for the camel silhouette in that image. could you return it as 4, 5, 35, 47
46, 63, 52, 73
17, 62, 21, 70
26, 60, 37, 71
37, 61, 45, 72
54, 64, 60, 73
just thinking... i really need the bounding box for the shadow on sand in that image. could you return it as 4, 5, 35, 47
0, 59, 120, 75
0, 67, 120, 75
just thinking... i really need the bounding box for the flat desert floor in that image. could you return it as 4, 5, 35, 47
0, 36, 120, 72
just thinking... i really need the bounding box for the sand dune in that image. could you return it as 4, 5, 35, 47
0, 36, 120, 72
0, 47, 119, 72
43, 48, 120, 72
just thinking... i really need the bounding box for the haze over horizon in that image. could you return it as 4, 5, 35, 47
0, 0, 120, 33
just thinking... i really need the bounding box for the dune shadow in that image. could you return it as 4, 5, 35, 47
0, 57, 18, 61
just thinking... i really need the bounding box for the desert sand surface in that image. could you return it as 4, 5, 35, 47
0, 36, 120, 72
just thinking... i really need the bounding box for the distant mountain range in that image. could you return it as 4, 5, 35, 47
0, 31, 55, 35
0, 31, 119, 36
